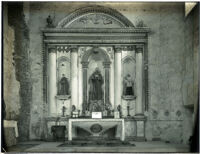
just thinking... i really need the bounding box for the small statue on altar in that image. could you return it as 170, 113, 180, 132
58, 74, 69, 95
123, 74, 135, 96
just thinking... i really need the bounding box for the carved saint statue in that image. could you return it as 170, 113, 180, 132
123, 74, 134, 96
58, 74, 69, 95
46, 15, 54, 28
89, 68, 103, 100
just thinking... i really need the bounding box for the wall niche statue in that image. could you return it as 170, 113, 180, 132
122, 74, 135, 99
58, 74, 69, 95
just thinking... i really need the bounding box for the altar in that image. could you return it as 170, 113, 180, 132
68, 118, 125, 141
43, 5, 149, 142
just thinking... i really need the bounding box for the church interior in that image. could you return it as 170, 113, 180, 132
2, 2, 199, 152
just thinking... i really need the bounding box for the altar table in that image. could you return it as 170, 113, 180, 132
68, 118, 125, 141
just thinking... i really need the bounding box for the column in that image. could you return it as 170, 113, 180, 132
70, 46, 78, 112
48, 46, 57, 116
81, 62, 89, 114
135, 45, 144, 115
114, 46, 122, 111
134, 45, 146, 141
103, 62, 111, 109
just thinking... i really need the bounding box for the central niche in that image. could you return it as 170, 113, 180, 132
87, 50, 105, 112
82, 47, 111, 114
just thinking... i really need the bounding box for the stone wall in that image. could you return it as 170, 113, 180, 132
5, 2, 198, 143
181, 4, 199, 144
7, 2, 32, 141
3, 4, 20, 120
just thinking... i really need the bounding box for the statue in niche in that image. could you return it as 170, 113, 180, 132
89, 68, 103, 100
123, 74, 135, 96
58, 74, 69, 95
88, 68, 104, 112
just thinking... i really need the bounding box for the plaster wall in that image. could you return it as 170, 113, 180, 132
23, 2, 197, 143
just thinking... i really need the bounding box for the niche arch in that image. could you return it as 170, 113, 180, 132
122, 56, 136, 81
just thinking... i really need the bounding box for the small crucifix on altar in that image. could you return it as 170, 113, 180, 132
62, 106, 67, 117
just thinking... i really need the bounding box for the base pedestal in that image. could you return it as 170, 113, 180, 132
134, 115, 146, 141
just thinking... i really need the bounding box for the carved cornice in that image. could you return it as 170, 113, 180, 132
123, 45, 135, 51
57, 45, 70, 52
44, 39, 148, 44
113, 45, 135, 52
57, 5, 134, 28
42, 28, 150, 33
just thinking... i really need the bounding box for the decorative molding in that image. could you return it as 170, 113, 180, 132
65, 13, 125, 28
42, 28, 150, 33
114, 45, 136, 53
123, 45, 135, 51
135, 45, 143, 53
44, 39, 148, 44
57, 5, 134, 28
122, 95, 136, 100
55, 95, 71, 100
56, 45, 70, 52
48, 45, 57, 53
113, 45, 123, 52
69, 45, 79, 52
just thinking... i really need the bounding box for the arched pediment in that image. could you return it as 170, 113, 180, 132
57, 5, 134, 28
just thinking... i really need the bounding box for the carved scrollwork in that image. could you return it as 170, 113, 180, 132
78, 14, 113, 25
57, 5, 135, 28
57, 45, 70, 53
113, 45, 135, 52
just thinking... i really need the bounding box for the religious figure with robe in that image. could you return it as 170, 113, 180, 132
123, 74, 134, 96
89, 68, 103, 100
58, 74, 69, 95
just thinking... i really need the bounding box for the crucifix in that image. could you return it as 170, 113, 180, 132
60, 98, 67, 117
127, 100, 131, 117
62, 106, 66, 117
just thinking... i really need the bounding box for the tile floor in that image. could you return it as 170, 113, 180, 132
5, 140, 190, 153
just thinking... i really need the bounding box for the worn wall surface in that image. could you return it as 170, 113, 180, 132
3, 4, 20, 120
6, 3, 32, 141
5, 2, 198, 144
